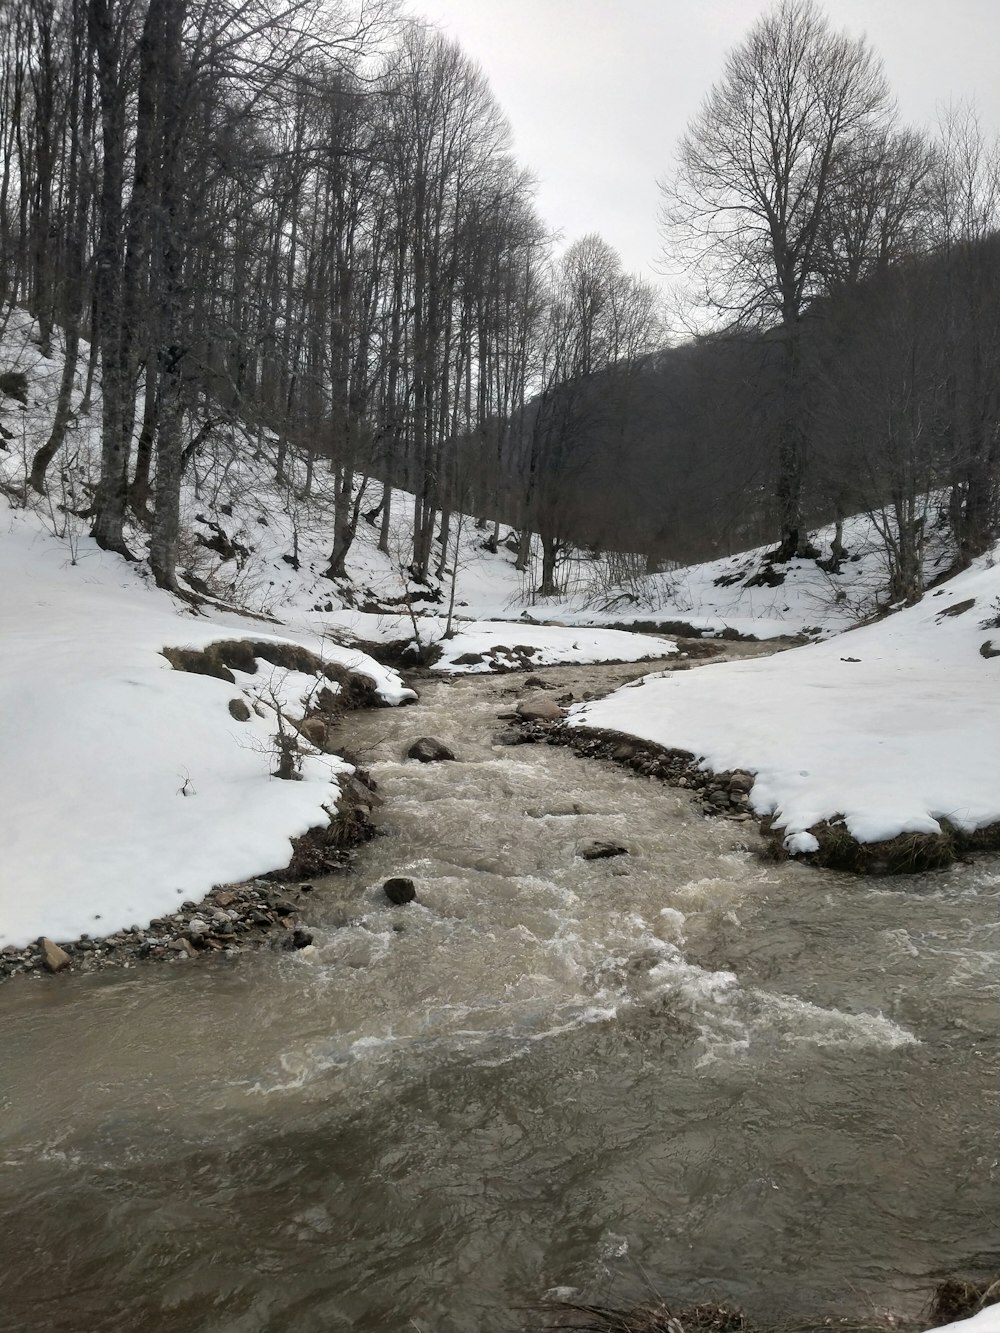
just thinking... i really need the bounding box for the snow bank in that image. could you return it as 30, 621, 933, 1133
927, 1307, 1000, 1333
571, 553, 1000, 849
428, 619, 676, 672
0, 509, 412, 949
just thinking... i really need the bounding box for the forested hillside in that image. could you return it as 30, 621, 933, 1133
0, 0, 998, 609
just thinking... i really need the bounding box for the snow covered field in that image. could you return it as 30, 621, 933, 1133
572, 549, 1000, 853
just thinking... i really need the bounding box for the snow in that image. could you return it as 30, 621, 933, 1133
322, 614, 675, 672
0, 507, 412, 949
926, 1308, 1000, 1333
571, 552, 1000, 850
429, 619, 676, 671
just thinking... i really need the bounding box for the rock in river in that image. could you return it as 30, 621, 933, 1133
383, 877, 416, 905
579, 840, 629, 861
516, 696, 564, 722
407, 737, 457, 763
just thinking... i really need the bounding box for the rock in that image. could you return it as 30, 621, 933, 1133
407, 736, 456, 763
452, 652, 485, 665
728, 771, 754, 793
278, 927, 314, 951
40, 937, 71, 973
214, 891, 237, 908
522, 675, 551, 689
187, 917, 209, 937
0, 369, 29, 404
172, 936, 198, 957
383, 876, 416, 905
708, 789, 730, 807
298, 717, 330, 749
516, 696, 564, 722
579, 840, 629, 861
228, 698, 251, 721
980, 640, 1000, 659
345, 774, 383, 807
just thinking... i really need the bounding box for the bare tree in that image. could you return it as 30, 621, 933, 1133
518, 235, 661, 596
661, 0, 892, 560
930, 103, 1000, 564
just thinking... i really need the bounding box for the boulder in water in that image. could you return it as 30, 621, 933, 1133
516, 696, 564, 722
383, 877, 416, 905
407, 736, 456, 763
579, 840, 629, 861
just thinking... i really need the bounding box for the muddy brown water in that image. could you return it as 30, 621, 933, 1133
1, 656, 998, 1333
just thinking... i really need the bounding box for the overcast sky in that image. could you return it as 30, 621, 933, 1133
400, 0, 1000, 283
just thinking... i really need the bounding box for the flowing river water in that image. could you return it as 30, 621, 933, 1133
1, 657, 998, 1333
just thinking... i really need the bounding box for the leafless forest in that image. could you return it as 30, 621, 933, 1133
1, 0, 998, 600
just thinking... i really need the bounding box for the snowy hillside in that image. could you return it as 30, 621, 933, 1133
0, 309, 957, 654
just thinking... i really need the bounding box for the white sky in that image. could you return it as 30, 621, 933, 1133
401, 0, 1000, 283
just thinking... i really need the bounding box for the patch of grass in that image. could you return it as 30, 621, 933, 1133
926, 1277, 1000, 1326
526, 1301, 753, 1333
162, 638, 384, 707
772, 816, 1000, 875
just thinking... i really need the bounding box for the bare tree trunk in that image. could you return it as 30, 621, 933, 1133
537, 531, 559, 597
30, 324, 79, 493
378, 482, 392, 554
130, 358, 158, 512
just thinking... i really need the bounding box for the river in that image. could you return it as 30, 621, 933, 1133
1, 659, 998, 1333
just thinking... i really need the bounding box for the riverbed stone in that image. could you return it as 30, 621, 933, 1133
579, 840, 629, 861
407, 736, 456, 763
40, 937, 71, 973
516, 696, 564, 722
277, 927, 313, 950
383, 876, 416, 905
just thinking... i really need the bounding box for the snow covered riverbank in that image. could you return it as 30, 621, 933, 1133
0, 508, 412, 952
570, 550, 1000, 863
